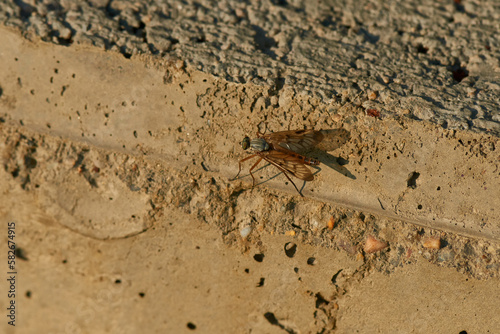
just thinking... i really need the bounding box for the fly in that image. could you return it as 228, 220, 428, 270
232, 129, 324, 196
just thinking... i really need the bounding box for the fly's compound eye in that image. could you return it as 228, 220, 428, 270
241, 137, 250, 150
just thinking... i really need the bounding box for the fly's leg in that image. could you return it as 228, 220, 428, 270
232, 154, 257, 180
277, 167, 303, 197
256, 122, 269, 137
248, 157, 263, 187
264, 159, 304, 197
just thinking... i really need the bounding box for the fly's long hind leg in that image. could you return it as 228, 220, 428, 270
279, 169, 303, 197
264, 159, 304, 197
232, 154, 257, 180
248, 157, 263, 187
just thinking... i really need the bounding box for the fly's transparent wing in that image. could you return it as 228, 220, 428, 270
262, 150, 314, 181
263, 130, 324, 153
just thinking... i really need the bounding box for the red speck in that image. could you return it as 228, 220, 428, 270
366, 109, 380, 118
92, 166, 100, 173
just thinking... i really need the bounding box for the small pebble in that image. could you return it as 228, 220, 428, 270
423, 237, 441, 249
327, 216, 335, 230
364, 236, 388, 254
240, 226, 252, 238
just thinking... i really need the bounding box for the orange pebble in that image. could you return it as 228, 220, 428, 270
364, 236, 388, 254
423, 237, 441, 249
327, 216, 335, 230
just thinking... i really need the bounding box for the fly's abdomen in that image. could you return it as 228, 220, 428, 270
303, 156, 320, 165
286, 151, 319, 165
273, 145, 320, 165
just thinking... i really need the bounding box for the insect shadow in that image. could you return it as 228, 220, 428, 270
308, 128, 355, 180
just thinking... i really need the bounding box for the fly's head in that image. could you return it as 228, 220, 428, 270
241, 136, 251, 151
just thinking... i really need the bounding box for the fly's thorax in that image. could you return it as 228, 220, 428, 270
250, 138, 270, 152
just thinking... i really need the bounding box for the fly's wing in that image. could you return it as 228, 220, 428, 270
262, 130, 324, 153
262, 150, 314, 181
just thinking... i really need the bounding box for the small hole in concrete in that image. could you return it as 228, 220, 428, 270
284, 242, 297, 258
407, 172, 420, 188
256, 277, 265, 287
416, 44, 428, 54
253, 254, 264, 262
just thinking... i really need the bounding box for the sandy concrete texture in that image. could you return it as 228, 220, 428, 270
0, 27, 498, 242
0, 1, 499, 333
3, 195, 499, 333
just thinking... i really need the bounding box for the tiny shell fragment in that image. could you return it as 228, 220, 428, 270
327, 216, 335, 230
364, 236, 388, 254
310, 217, 321, 232
423, 237, 441, 249
285, 230, 296, 236
240, 226, 252, 238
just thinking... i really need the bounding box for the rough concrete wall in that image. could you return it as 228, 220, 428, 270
1, 0, 499, 135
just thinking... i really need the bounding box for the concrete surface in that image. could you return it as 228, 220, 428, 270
0, 1, 499, 333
